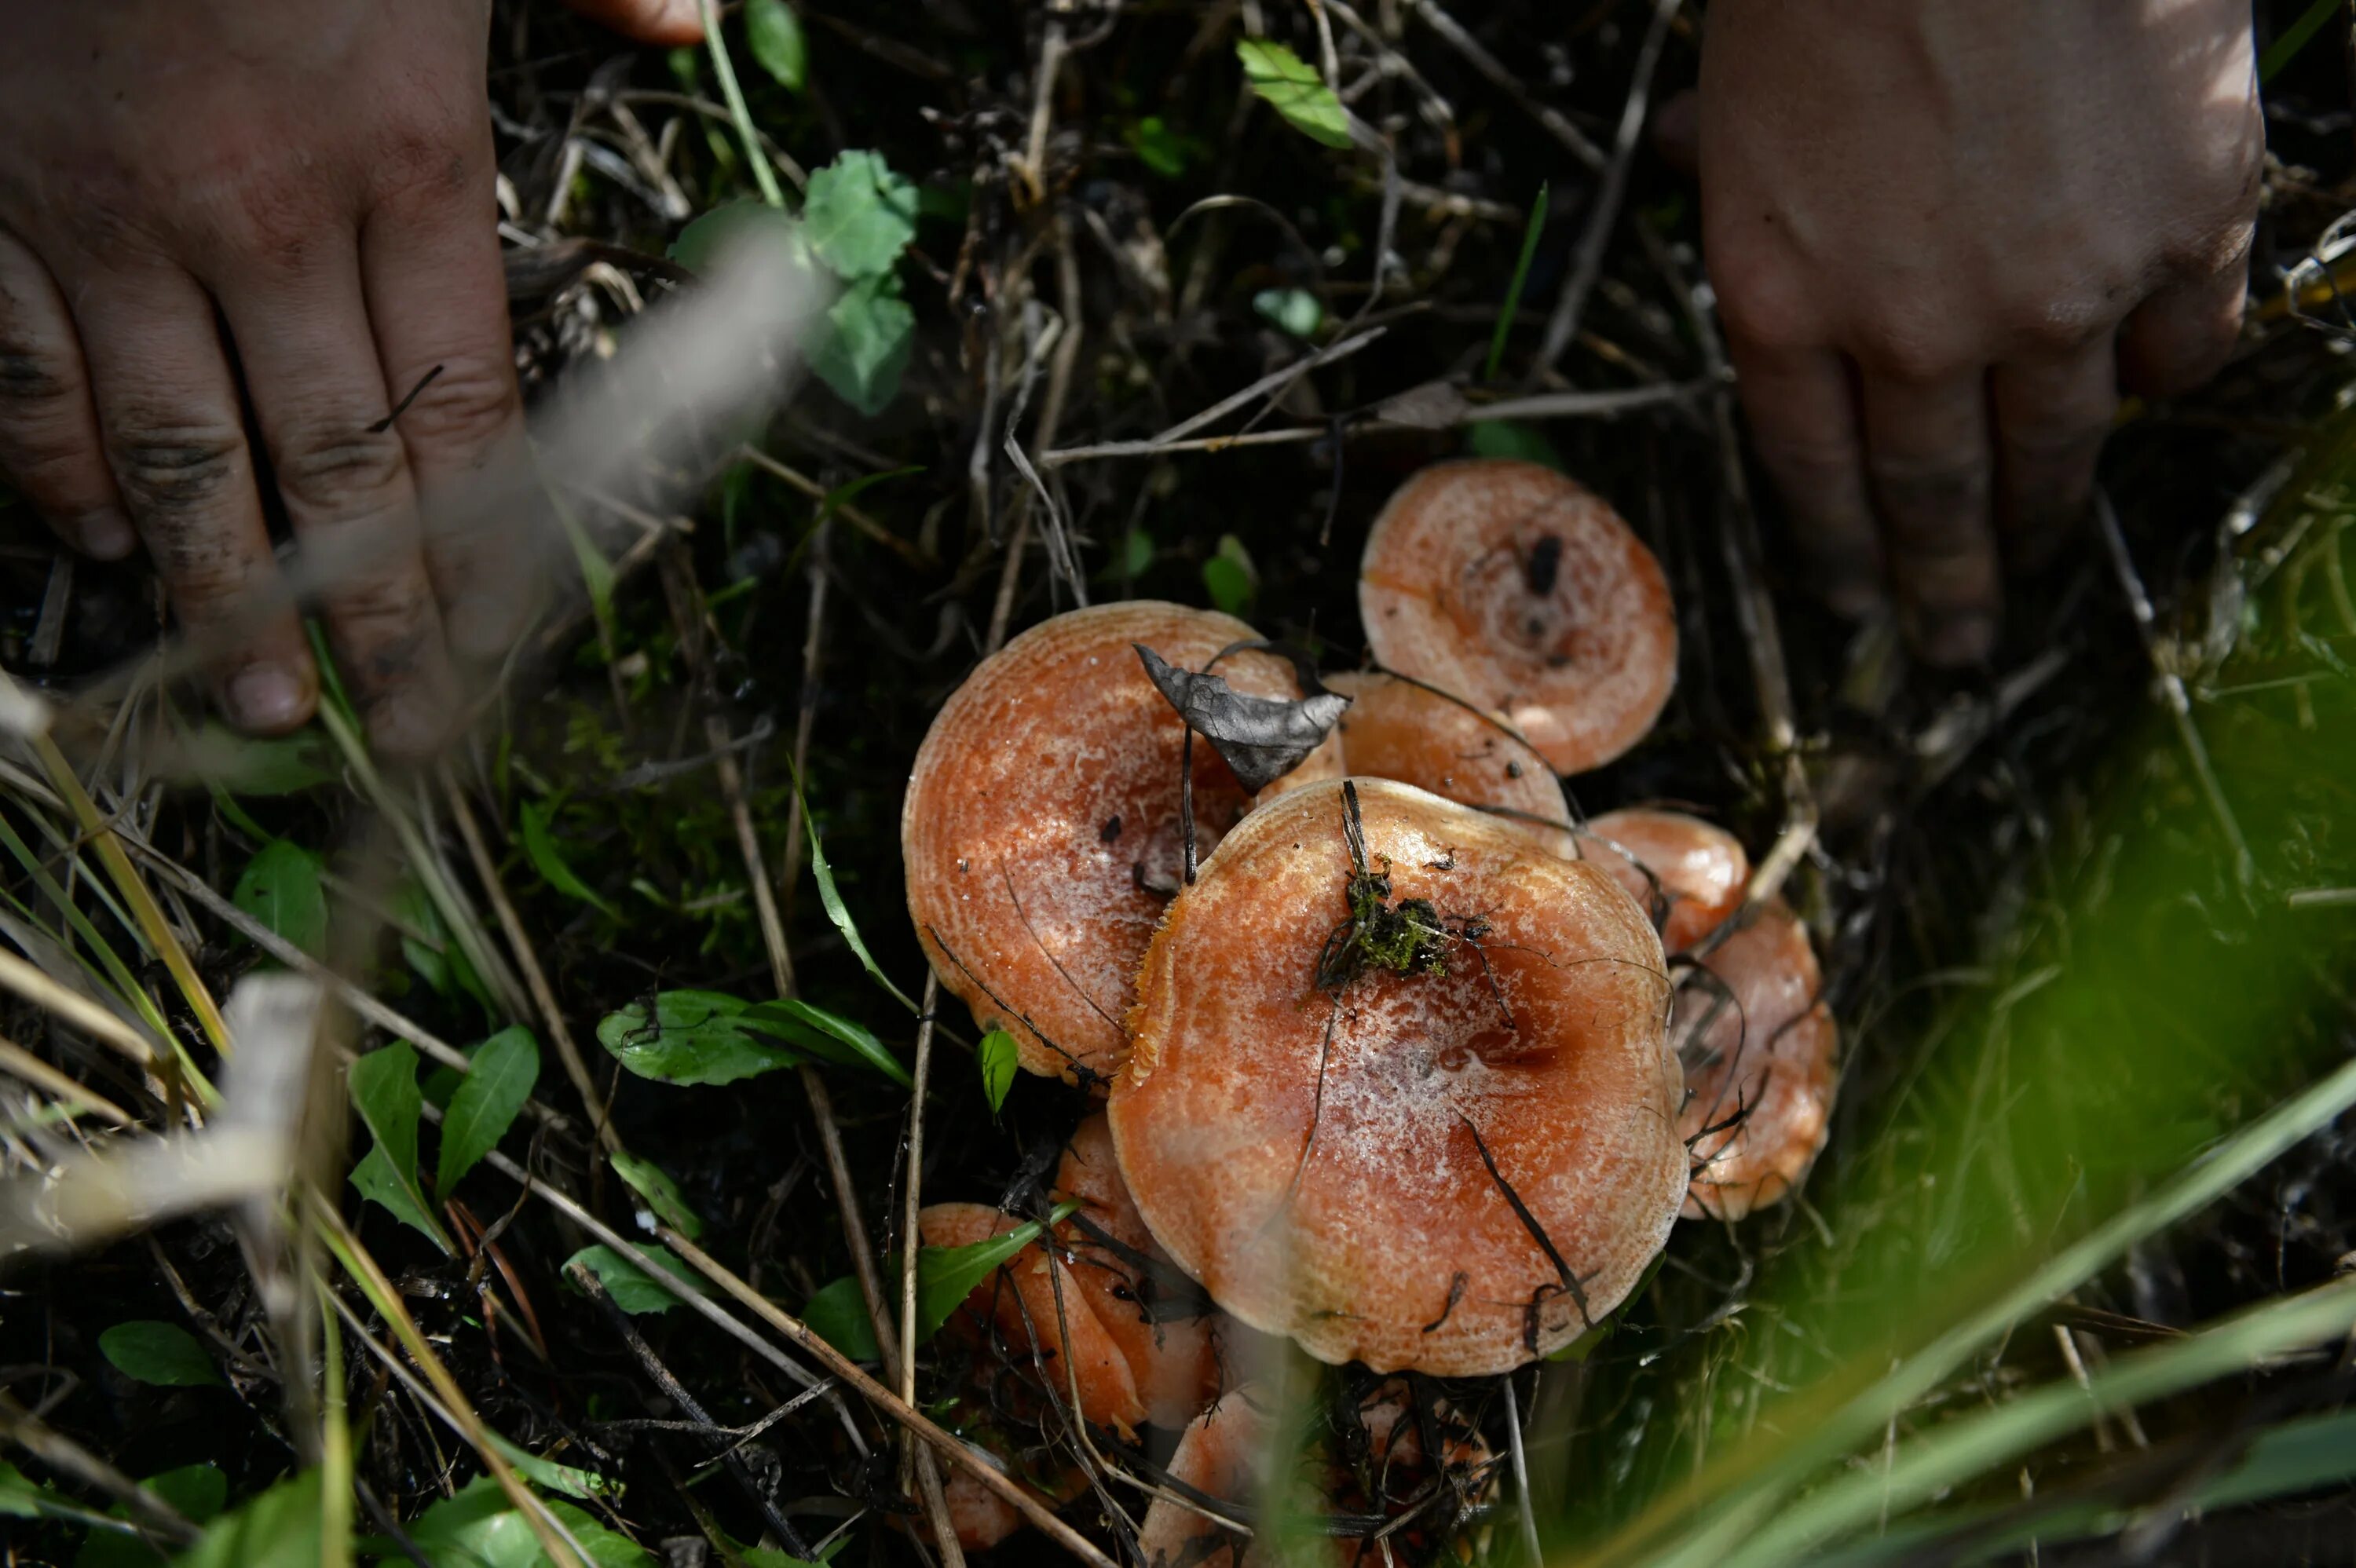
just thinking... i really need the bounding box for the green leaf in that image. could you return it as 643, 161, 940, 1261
1124, 115, 1200, 179
1202, 533, 1258, 619
784, 765, 918, 1013
565, 1245, 704, 1316
813, 463, 923, 529
744, 0, 807, 90
0, 1461, 57, 1518
668, 199, 799, 274
485, 1435, 610, 1502
393, 879, 491, 1014
404, 1477, 655, 1568
97, 1321, 221, 1389
596, 990, 805, 1087
1118, 528, 1154, 580
1466, 419, 1566, 471
77, 1466, 228, 1568
978, 1029, 1019, 1117
170, 1468, 319, 1568
1251, 287, 1323, 339
518, 799, 618, 919
347, 1042, 452, 1251
181, 726, 335, 796
230, 840, 327, 960
555, 499, 617, 645
740, 998, 913, 1087
1485, 181, 1549, 382
803, 150, 918, 280
436, 1027, 539, 1193
915, 1201, 1081, 1342
801, 1274, 882, 1361
810, 272, 914, 417
1236, 38, 1352, 149
609, 1150, 704, 1240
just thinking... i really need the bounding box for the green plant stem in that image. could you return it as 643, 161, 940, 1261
701, 0, 786, 209
316, 1273, 353, 1568
1485, 181, 1548, 382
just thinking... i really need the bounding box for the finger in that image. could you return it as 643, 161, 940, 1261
1857, 368, 1999, 666
75, 266, 315, 733
2117, 265, 2246, 400
214, 235, 456, 758
0, 228, 134, 560
359, 151, 545, 672
562, 0, 706, 45
1726, 338, 1882, 616
1988, 337, 2118, 572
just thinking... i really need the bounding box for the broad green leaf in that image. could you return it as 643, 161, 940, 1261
518, 799, 617, 919
915, 1201, 1081, 1341
1118, 527, 1154, 580
1202, 533, 1257, 619
435, 1028, 539, 1193
1467, 419, 1566, 471
744, 0, 807, 91
740, 997, 913, 1087
403, 1477, 653, 1568
347, 1042, 452, 1251
785, 763, 917, 1013
1124, 115, 1201, 179
170, 1468, 319, 1568
180, 726, 334, 796
1251, 287, 1322, 339
803, 150, 917, 280
810, 272, 914, 417
351, 1145, 450, 1250
609, 1150, 704, 1240
978, 1029, 1019, 1117
97, 1322, 221, 1389
564, 1245, 704, 1316
76, 1466, 227, 1568
596, 990, 804, 1087
230, 840, 326, 960
1236, 38, 1352, 149
801, 1274, 881, 1361
0, 1461, 56, 1517
668, 199, 798, 274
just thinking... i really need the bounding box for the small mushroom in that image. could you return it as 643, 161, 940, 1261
1674, 901, 1838, 1221
1110, 778, 1683, 1376
1323, 670, 1573, 854
903, 601, 1343, 1084
935, 1446, 1083, 1552
1359, 459, 1676, 774
922, 1201, 1150, 1436
1136, 1387, 1271, 1568
1582, 807, 1750, 953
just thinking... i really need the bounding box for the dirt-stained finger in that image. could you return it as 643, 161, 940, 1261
0, 228, 134, 561
1858, 368, 2000, 666
1989, 338, 2119, 573
1727, 338, 1883, 618
214, 232, 456, 759
75, 264, 315, 733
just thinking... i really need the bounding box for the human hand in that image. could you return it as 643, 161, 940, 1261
0, 0, 699, 754
1694, 0, 2262, 664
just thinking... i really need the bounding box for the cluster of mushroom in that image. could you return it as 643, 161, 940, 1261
899, 459, 1838, 1559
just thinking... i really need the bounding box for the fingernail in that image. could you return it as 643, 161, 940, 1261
225, 665, 311, 733
79, 510, 136, 560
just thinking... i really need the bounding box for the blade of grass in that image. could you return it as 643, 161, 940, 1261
782, 760, 917, 1013
316, 1274, 353, 1568
2260, 0, 2340, 82
0, 813, 177, 1045
1484, 182, 1548, 382
0, 944, 210, 1104
1721, 1279, 2356, 1568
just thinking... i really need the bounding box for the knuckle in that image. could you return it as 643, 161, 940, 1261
372, 122, 484, 210
1869, 460, 1988, 543
1853, 327, 1966, 386
390, 356, 518, 454
0, 341, 78, 411
1709, 243, 1819, 352
274, 421, 410, 513
108, 421, 247, 518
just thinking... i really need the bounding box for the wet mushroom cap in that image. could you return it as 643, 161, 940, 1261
1136, 1387, 1268, 1568
1584, 807, 1750, 953
1359, 459, 1676, 774
1674, 901, 1838, 1221
1323, 671, 1571, 854
903, 601, 1342, 1084
1110, 779, 1684, 1376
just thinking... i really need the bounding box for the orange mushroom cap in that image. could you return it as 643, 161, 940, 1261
1323, 671, 1572, 854
1675, 901, 1838, 1221
1583, 807, 1750, 953
903, 602, 1343, 1084
1359, 459, 1676, 774
1110, 779, 1683, 1376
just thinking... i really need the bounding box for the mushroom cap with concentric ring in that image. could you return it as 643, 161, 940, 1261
903, 602, 1341, 1085
1359, 459, 1675, 774
1109, 778, 1683, 1375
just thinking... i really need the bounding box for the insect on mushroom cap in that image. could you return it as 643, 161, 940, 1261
1110, 778, 1685, 1377
902, 601, 1344, 1086
1359, 459, 1677, 775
